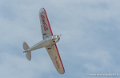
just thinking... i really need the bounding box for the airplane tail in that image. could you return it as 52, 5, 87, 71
23, 42, 31, 61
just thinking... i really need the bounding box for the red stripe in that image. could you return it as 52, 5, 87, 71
55, 44, 65, 73
44, 8, 53, 36
44, 8, 65, 73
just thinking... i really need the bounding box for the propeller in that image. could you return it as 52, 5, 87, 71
59, 34, 62, 37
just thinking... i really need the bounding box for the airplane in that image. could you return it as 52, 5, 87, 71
23, 8, 65, 74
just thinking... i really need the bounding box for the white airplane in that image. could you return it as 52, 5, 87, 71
23, 8, 65, 74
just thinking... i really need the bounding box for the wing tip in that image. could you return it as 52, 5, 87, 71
39, 8, 46, 13
59, 70, 65, 74
39, 8, 47, 18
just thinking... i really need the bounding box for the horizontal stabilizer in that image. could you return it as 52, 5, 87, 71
23, 42, 31, 61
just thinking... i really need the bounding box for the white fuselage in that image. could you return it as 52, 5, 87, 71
26, 35, 60, 52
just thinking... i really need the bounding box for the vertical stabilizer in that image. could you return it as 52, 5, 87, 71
23, 42, 31, 61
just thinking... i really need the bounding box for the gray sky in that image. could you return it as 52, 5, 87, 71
0, 0, 120, 78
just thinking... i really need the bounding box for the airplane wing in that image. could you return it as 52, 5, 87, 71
46, 44, 65, 74
39, 8, 53, 39
40, 8, 65, 74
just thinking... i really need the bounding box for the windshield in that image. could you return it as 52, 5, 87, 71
52, 35, 60, 43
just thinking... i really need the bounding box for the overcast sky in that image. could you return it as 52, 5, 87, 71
0, 0, 120, 78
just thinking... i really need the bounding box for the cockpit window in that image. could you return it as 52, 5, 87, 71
52, 35, 60, 42
53, 35, 57, 39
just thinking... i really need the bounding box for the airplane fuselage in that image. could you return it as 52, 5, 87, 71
26, 35, 60, 52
